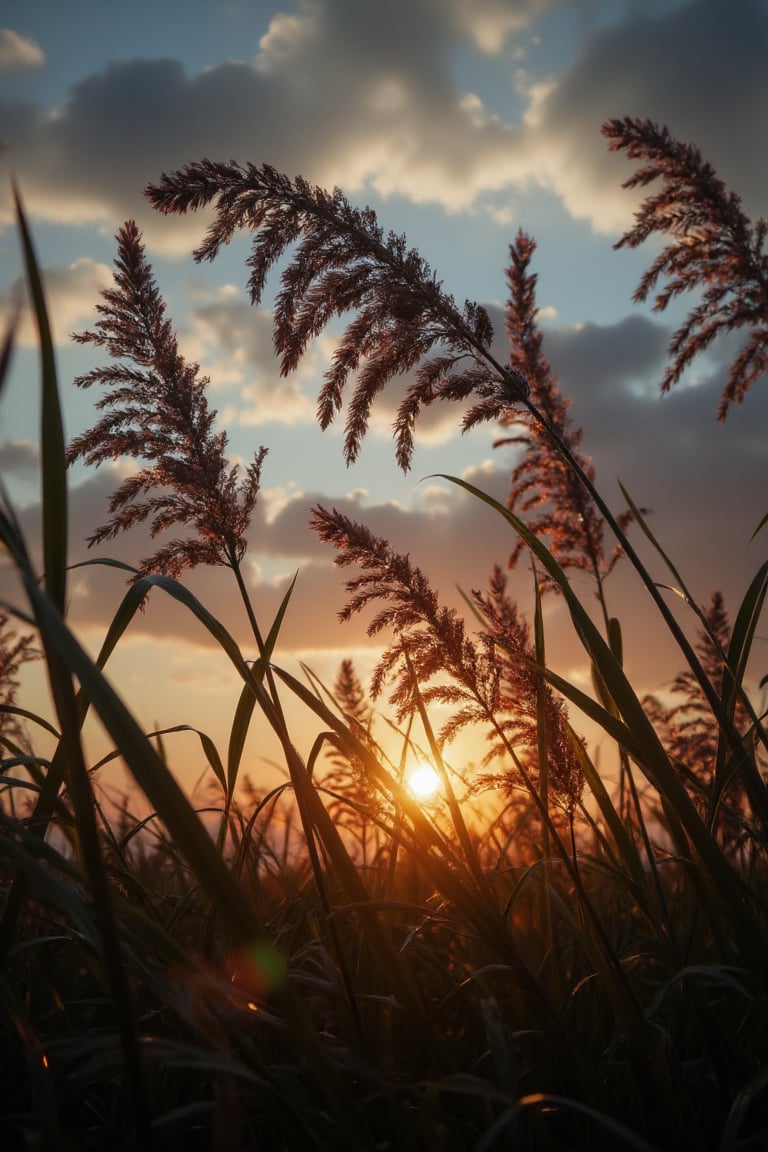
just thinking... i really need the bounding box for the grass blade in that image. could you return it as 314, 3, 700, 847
438, 473, 768, 970
13, 186, 67, 614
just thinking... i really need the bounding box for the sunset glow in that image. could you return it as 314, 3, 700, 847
1, 4, 765, 1147
0, 1, 763, 791
406, 762, 442, 800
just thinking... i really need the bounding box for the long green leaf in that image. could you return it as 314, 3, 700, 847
227, 683, 258, 798
13, 186, 67, 614
253, 570, 297, 677
0, 306, 18, 399
438, 473, 768, 969
712, 559, 768, 812
22, 572, 268, 947
271, 662, 574, 1048
619, 479, 768, 827
569, 732, 654, 912
227, 571, 297, 798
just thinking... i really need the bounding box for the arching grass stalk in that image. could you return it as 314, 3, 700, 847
402, 649, 491, 901
531, 567, 554, 953
617, 482, 768, 827
455, 319, 768, 835
521, 395, 768, 833
273, 662, 588, 1057
2, 190, 151, 1144
461, 642, 650, 1034
585, 613, 680, 960
443, 475, 768, 971
144, 155, 766, 836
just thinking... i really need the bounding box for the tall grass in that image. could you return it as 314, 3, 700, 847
1, 119, 768, 1150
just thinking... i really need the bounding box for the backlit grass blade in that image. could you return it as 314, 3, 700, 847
227, 683, 258, 798
515, 1093, 662, 1152
618, 480, 768, 827
403, 649, 490, 897
272, 661, 575, 1047
272, 662, 456, 855
0, 307, 18, 398
439, 473, 768, 969
227, 572, 297, 799
13, 186, 67, 615
712, 559, 768, 816
750, 509, 768, 543
719, 1066, 768, 1152
252, 570, 298, 678
0, 812, 103, 946
133, 723, 228, 795
0, 566, 149, 953
617, 479, 696, 612
0, 704, 60, 740
569, 735, 646, 884
29, 594, 150, 1141
724, 561, 768, 705
619, 482, 768, 826
21, 571, 268, 947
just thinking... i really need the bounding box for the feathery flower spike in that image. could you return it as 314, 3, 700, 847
67, 220, 267, 580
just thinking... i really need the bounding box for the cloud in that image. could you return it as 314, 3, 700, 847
520, 0, 768, 231
184, 288, 319, 425
0, 256, 112, 346
537, 312, 768, 614
534, 313, 670, 398
445, 0, 553, 55
1, 0, 763, 252
0, 438, 39, 477
1, 454, 518, 657
0, 28, 44, 71
0, 0, 536, 247
4, 299, 763, 720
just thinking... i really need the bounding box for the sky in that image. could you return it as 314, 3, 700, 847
1, 0, 767, 800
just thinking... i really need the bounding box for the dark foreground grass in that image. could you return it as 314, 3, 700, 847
2, 119, 768, 1149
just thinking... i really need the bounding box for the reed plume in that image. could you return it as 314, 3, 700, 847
310, 508, 582, 809
146, 160, 529, 470
603, 116, 768, 419
498, 230, 633, 586
66, 220, 267, 580
644, 591, 751, 835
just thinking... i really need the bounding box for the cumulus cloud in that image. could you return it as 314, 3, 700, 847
537, 312, 768, 615
2, 0, 760, 256
0, 438, 39, 477
0, 0, 535, 247
4, 304, 762, 714
184, 288, 320, 425
520, 0, 768, 231
0, 28, 44, 71
0, 0, 763, 253
0, 256, 112, 346
445, 0, 553, 54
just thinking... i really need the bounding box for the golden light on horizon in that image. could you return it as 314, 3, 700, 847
406, 762, 442, 801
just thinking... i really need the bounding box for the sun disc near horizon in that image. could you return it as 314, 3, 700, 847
406, 762, 442, 800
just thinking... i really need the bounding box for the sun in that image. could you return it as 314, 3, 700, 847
406, 762, 442, 801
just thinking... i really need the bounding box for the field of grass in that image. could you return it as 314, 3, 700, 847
1, 118, 768, 1150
